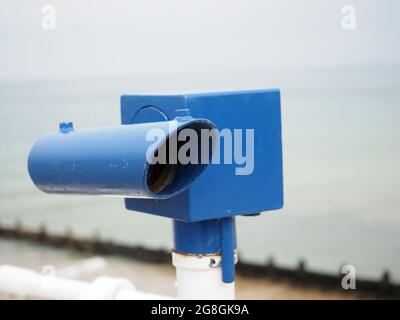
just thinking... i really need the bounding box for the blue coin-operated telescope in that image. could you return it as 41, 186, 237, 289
28, 89, 283, 299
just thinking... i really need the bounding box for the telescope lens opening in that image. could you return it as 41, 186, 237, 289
147, 162, 177, 194
146, 120, 216, 197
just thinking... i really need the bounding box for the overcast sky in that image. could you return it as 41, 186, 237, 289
0, 0, 399, 80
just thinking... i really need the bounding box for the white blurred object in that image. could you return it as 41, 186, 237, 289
0, 265, 173, 300
57, 257, 108, 279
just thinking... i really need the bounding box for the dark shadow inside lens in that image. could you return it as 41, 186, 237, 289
146, 120, 216, 196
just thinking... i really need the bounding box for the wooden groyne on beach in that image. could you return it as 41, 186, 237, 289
0, 221, 399, 299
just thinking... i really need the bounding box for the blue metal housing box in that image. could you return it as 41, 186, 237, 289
121, 89, 283, 222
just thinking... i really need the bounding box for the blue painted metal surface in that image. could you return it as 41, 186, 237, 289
122, 89, 284, 222
220, 217, 236, 283
28, 117, 215, 199
174, 219, 222, 254
174, 217, 237, 283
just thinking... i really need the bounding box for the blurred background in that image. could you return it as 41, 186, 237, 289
0, 0, 400, 298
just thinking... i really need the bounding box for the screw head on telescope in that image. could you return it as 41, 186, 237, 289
59, 122, 74, 134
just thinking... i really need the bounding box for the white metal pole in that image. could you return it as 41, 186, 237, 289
172, 252, 235, 300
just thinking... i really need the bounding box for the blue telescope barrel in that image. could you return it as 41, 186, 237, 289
28, 117, 216, 199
